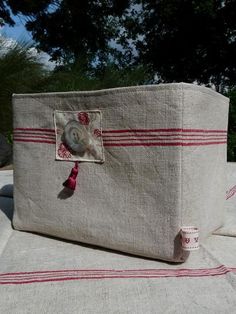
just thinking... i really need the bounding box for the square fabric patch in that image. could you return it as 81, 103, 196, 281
54, 110, 104, 162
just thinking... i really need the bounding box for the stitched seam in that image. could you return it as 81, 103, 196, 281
180, 84, 184, 260
181, 83, 184, 228
12, 84, 228, 102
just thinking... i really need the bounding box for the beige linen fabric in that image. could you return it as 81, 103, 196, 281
0, 217, 236, 314
12, 83, 229, 262
214, 162, 236, 237
0, 197, 13, 256
1, 180, 236, 313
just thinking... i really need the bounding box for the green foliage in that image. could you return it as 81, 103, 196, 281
122, 0, 236, 92
2, 0, 236, 160
0, 1, 15, 26
0, 40, 152, 135
2, 0, 236, 91
0, 39, 236, 161
0, 39, 47, 134
43, 62, 152, 92
1, 0, 130, 66
228, 89, 236, 161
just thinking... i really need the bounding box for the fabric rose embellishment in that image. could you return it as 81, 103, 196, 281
58, 143, 72, 159
93, 128, 101, 137
54, 110, 104, 162
78, 112, 90, 125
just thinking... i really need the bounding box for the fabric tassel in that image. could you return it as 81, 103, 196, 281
63, 161, 79, 191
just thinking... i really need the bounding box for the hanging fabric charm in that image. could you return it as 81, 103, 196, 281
63, 161, 79, 191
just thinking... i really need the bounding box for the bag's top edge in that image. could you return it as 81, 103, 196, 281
12, 82, 228, 102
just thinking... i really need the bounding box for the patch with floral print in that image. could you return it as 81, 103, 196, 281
54, 110, 104, 163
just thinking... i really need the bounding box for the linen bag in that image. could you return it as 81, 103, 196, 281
12, 83, 229, 262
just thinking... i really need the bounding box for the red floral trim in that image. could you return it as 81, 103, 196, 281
57, 143, 71, 159
78, 112, 90, 125
94, 128, 101, 137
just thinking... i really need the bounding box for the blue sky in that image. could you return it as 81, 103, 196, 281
1, 15, 56, 69
1, 15, 32, 42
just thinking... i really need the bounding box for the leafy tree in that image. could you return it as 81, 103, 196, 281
0, 39, 151, 135
228, 89, 236, 161
1, 0, 130, 67
2, 0, 236, 160
44, 61, 151, 91
2, 0, 236, 91
121, 0, 236, 92
0, 0, 53, 26
0, 0, 14, 26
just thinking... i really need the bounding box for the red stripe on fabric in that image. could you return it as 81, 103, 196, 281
0, 266, 227, 280
104, 141, 227, 147
13, 135, 56, 140
0, 273, 228, 285
14, 139, 56, 144
14, 128, 227, 134
0, 270, 228, 282
14, 128, 55, 133
0, 265, 225, 276
103, 134, 227, 138
102, 128, 227, 134
102, 137, 227, 142
226, 185, 236, 200
13, 134, 227, 141
13, 139, 226, 146
13, 131, 56, 137
0, 265, 234, 285
226, 192, 236, 200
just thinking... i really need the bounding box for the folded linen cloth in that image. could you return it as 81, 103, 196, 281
1, 187, 236, 313
0, 225, 236, 313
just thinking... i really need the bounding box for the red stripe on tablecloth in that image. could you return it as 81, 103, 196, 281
0, 264, 226, 276
0, 266, 226, 279
0, 265, 235, 285
0, 269, 228, 282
